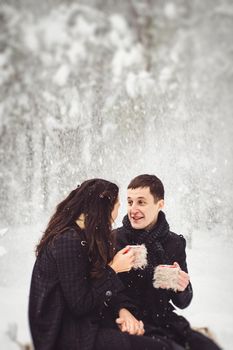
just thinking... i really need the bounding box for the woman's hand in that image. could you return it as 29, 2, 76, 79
116, 308, 144, 336
109, 246, 135, 273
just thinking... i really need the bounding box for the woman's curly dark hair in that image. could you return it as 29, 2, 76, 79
36, 179, 119, 278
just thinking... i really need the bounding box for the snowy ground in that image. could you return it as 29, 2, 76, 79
179, 231, 233, 349
0, 225, 232, 349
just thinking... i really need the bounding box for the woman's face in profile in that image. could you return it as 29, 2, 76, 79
111, 197, 120, 223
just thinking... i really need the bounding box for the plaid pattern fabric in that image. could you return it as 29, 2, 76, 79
29, 227, 125, 350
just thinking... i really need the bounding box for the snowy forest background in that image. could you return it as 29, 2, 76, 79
0, 0, 233, 349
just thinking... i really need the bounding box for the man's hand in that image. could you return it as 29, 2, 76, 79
116, 308, 144, 336
173, 262, 190, 291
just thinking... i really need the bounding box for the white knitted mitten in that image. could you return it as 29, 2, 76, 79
129, 245, 148, 270
153, 265, 180, 291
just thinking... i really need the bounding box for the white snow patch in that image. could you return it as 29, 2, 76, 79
159, 66, 174, 92
109, 14, 129, 35
81, 138, 91, 166
0, 287, 31, 348
0, 332, 19, 350
178, 232, 233, 350
53, 64, 70, 86
73, 16, 96, 39
0, 246, 7, 257
164, 3, 177, 19
0, 50, 11, 67
101, 122, 117, 140
0, 228, 8, 238
22, 25, 39, 53
126, 71, 155, 99
68, 98, 80, 120
44, 116, 62, 131
39, 16, 69, 48
67, 42, 87, 64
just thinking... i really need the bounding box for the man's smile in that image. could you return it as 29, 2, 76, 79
130, 214, 144, 221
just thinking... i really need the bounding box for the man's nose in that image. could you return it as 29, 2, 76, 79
130, 203, 139, 212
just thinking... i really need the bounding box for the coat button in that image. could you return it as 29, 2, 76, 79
105, 290, 112, 297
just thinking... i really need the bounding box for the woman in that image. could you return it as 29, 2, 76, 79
29, 179, 173, 350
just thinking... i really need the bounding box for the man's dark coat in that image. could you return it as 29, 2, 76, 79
116, 211, 193, 346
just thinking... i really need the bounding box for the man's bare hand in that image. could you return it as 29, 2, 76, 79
173, 262, 190, 291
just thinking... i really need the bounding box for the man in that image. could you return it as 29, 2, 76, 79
116, 174, 221, 350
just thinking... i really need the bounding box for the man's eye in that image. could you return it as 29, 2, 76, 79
138, 201, 145, 205
128, 201, 132, 206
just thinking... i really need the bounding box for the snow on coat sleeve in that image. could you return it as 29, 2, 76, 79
52, 229, 125, 317
171, 234, 193, 309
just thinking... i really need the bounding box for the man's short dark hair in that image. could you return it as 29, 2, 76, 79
128, 174, 164, 202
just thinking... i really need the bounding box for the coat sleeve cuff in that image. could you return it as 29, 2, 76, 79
171, 282, 193, 309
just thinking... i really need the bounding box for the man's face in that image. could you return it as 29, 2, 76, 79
127, 187, 164, 230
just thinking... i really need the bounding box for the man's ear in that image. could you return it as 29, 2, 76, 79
158, 199, 164, 210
